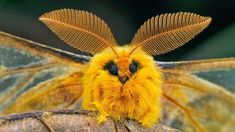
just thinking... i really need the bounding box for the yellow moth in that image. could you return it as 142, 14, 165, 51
38, 9, 212, 127
1, 9, 235, 132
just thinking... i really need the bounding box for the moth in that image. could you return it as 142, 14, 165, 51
0, 9, 235, 132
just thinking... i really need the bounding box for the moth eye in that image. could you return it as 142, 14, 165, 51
129, 61, 138, 74
104, 61, 118, 76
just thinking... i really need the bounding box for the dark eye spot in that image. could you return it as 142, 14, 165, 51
129, 60, 138, 74
104, 61, 118, 76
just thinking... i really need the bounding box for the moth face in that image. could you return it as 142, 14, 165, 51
82, 46, 162, 110
103, 50, 139, 85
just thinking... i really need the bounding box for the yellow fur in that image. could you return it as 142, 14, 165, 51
81, 46, 162, 127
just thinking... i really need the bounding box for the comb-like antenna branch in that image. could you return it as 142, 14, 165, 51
130, 12, 212, 55
39, 9, 117, 55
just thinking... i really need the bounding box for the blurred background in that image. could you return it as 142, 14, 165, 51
0, 0, 234, 61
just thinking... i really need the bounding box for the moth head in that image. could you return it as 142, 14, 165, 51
39, 9, 211, 108
81, 46, 162, 112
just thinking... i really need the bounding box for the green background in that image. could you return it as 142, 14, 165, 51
0, 0, 234, 61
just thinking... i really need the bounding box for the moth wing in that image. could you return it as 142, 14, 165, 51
158, 58, 235, 132
0, 31, 89, 115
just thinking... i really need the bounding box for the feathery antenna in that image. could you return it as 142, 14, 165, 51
130, 12, 212, 55
39, 9, 117, 55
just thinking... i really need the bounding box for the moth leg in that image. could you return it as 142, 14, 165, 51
91, 86, 109, 123
138, 107, 159, 128
94, 103, 109, 123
